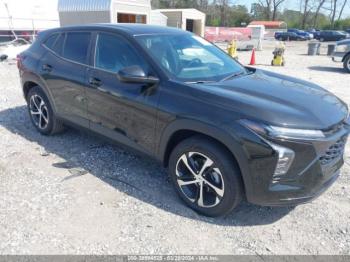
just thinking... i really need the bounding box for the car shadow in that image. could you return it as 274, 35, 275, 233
308, 66, 347, 74
0, 105, 294, 226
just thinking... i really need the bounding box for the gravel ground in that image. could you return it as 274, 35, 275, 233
0, 40, 349, 255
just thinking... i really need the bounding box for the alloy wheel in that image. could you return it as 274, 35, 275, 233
175, 152, 224, 208
29, 94, 49, 130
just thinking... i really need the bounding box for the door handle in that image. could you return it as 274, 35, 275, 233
42, 64, 52, 72
88, 77, 102, 88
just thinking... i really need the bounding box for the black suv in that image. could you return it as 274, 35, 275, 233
18, 24, 349, 217
274, 32, 307, 41
316, 30, 349, 42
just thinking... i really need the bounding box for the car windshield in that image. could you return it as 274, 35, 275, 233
135, 33, 246, 83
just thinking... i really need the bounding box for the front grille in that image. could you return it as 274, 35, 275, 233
319, 139, 346, 165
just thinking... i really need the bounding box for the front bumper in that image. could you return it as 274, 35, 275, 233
243, 124, 349, 207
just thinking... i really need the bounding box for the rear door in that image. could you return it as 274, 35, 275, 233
85, 32, 160, 155
39, 31, 92, 127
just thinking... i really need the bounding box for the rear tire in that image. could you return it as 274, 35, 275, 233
343, 55, 350, 73
168, 136, 243, 217
27, 86, 65, 135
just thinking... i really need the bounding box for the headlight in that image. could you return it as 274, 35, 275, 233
335, 44, 350, 52
239, 119, 325, 140
267, 125, 325, 139
345, 112, 350, 127
239, 119, 297, 177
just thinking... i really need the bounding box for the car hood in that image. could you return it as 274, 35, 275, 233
337, 39, 350, 45
199, 69, 348, 130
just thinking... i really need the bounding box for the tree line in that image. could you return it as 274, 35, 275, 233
151, 0, 350, 30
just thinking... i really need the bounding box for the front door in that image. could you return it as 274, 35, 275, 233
86, 32, 160, 155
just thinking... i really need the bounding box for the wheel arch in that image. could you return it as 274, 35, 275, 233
158, 119, 253, 197
23, 81, 39, 98
342, 51, 350, 62
21, 72, 57, 113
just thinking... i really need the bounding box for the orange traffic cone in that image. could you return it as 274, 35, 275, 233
249, 48, 256, 65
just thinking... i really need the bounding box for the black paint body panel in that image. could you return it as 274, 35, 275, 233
19, 24, 349, 207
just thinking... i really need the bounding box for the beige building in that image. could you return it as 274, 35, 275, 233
58, 0, 151, 26
156, 9, 206, 37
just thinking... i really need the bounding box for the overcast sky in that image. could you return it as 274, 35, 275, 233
234, 0, 350, 18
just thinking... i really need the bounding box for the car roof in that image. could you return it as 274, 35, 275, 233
42, 24, 189, 37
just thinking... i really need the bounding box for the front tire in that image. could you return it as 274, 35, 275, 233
27, 86, 65, 135
168, 136, 243, 217
343, 55, 350, 73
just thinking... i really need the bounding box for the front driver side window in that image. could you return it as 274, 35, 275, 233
95, 33, 147, 73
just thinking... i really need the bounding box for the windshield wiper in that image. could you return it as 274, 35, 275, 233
185, 70, 249, 84
185, 80, 217, 84
220, 71, 246, 82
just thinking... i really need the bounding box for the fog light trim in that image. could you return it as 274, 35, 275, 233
270, 143, 295, 177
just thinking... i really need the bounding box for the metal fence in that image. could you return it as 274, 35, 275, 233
0, 16, 59, 42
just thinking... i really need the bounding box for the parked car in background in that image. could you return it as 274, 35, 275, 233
288, 29, 313, 40
0, 30, 37, 44
275, 32, 307, 41
18, 24, 350, 217
0, 38, 31, 61
307, 29, 321, 38
316, 31, 349, 42
332, 39, 350, 73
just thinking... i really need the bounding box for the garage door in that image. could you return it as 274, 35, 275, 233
118, 13, 147, 24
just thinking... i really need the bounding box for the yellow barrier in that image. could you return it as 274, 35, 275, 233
227, 40, 238, 59
271, 42, 286, 66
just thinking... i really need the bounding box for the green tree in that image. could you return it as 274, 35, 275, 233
227, 5, 252, 26
151, 0, 349, 30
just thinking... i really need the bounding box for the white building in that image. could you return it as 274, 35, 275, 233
58, 0, 152, 27
150, 10, 167, 27
155, 9, 206, 37
58, 1, 205, 36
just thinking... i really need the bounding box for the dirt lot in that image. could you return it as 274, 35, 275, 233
0, 41, 349, 255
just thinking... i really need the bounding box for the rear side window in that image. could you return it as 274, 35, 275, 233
51, 34, 65, 55
43, 34, 59, 49
63, 32, 91, 64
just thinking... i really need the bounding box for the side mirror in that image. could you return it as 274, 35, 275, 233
117, 65, 159, 84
